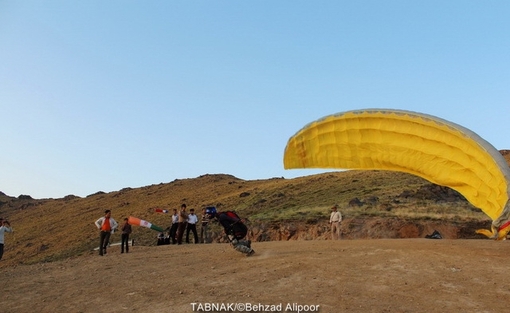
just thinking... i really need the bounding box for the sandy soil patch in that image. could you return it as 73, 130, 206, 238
3, 239, 510, 313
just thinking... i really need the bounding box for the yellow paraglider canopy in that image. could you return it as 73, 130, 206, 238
284, 109, 510, 239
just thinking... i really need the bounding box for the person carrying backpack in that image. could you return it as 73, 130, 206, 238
205, 207, 255, 256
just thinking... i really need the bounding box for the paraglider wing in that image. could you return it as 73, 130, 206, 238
283, 109, 510, 239
155, 208, 169, 214
128, 216, 164, 232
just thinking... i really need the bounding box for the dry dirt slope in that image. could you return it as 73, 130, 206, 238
2, 161, 504, 267
0, 169, 483, 266
2, 151, 510, 312
3, 239, 510, 313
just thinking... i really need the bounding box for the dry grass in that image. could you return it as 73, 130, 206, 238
0, 170, 494, 266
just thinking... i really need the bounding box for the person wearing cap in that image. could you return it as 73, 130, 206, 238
0, 217, 13, 261
329, 205, 342, 240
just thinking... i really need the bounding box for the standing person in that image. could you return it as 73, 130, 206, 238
120, 218, 132, 253
0, 218, 13, 261
186, 208, 199, 244
176, 204, 188, 245
169, 208, 179, 244
200, 207, 211, 244
205, 207, 254, 256
94, 209, 118, 256
329, 204, 342, 240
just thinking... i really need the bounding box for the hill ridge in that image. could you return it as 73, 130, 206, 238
1, 150, 509, 266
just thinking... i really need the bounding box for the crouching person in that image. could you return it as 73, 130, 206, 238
205, 207, 254, 256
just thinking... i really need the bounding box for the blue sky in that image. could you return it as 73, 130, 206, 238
1, 1, 509, 199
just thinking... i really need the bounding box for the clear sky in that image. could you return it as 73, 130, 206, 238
1, 1, 509, 199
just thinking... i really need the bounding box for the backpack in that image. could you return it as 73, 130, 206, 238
225, 211, 248, 240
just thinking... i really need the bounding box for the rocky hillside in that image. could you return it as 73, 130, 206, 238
1, 150, 509, 267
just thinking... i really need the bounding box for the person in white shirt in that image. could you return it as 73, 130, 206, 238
186, 208, 199, 244
94, 210, 119, 256
0, 217, 13, 261
329, 205, 342, 240
169, 208, 179, 244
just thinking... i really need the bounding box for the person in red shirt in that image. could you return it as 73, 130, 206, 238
94, 210, 118, 256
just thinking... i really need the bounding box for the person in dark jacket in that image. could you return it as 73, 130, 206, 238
121, 218, 132, 253
205, 207, 254, 256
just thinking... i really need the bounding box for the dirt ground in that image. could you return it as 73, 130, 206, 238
2, 239, 510, 313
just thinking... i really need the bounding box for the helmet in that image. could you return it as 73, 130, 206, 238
205, 206, 217, 218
